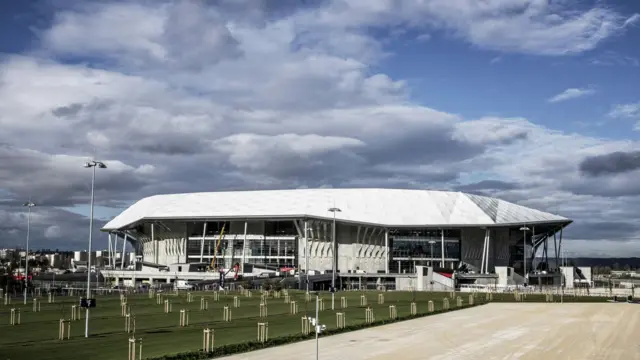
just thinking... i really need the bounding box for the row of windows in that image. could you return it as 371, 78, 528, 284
186, 221, 296, 237
186, 238, 297, 258
391, 239, 461, 259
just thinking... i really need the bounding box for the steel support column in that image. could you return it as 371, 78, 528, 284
121, 233, 127, 270
240, 221, 247, 274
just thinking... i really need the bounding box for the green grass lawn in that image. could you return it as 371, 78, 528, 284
0, 289, 609, 360
0, 290, 459, 360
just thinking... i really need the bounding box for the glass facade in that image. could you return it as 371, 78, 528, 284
390, 229, 461, 260
185, 220, 299, 269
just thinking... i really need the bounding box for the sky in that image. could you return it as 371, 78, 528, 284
0, 0, 639, 257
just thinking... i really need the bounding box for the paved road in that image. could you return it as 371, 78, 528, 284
215, 302, 640, 360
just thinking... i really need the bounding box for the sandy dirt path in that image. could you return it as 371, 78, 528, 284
215, 302, 640, 360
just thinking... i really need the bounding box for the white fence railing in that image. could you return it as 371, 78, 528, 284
454, 284, 633, 297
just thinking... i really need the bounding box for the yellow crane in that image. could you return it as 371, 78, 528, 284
210, 224, 226, 271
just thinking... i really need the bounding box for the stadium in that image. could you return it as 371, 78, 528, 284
100, 188, 581, 289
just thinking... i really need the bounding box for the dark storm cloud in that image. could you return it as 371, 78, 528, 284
455, 180, 520, 192
0, 144, 153, 207
0, 205, 107, 250
563, 220, 640, 241
563, 177, 640, 197
364, 127, 483, 166
161, 1, 243, 70
52, 103, 83, 117
579, 150, 640, 177
131, 136, 207, 156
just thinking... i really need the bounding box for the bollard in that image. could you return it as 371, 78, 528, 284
48, 293, 55, 304
274, 291, 281, 299
3, 293, 8, 305
128, 337, 143, 360
233, 296, 240, 308
213, 292, 219, 301
443, 298, 450, 310
10, 308, 20, 325
340, 296, 348, 309
410, 302, 417, 315
360, 295, 367, 306
203, 328, 215, 352
261, 294, 268, 305
120, 294, 127, 304
485, 292, 493, 301
179, 309, 189, 327
290, 301, 298, 314
71, 305, 82, 321
456, 296, 462, 307
388, 305, 397, 320
164, 300, 172, 313
200, 297, 209, 311
257, 322, 268, 343
336, 312, 346, 329
428, 300, 434, 312
365, 307, 375, 324
469, 294, 474, 305
58, 319, 70, 340
125, 313, 135, 333
187, 292, 193, 303
148, 289, 155, 299
301, 317, 310, 335
156, 294, 162, 305
245, 290, 252, 298
122, 303, 130, 317
259, 303, 268, 318
449, 291, 456, 299
223, 306, 232, 322
377, 294, 384, 304
33, 299, 41, 312
318, 298, 325, 311
305, 292, 311, 302
284, 294, 290, 303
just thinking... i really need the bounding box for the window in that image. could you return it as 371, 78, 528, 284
264, 221, 296, 236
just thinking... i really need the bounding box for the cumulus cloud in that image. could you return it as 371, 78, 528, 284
1, 0, 639, 254
548, 88, 596, 103
608, 102, 640, 119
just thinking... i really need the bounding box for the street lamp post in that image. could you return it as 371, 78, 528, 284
22, 201, 36, 305
328, 207, 341, 310
519, 226, 530, 286
428, 240, 436, 267
83, 160, 107, 338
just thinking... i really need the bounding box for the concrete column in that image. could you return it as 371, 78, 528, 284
384, 229, 389, 274
151, 224, 155, 264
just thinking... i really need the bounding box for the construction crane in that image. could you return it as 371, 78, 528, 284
209, 224, 226, 271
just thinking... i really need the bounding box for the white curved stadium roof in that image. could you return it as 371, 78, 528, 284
102, 189, 570, 231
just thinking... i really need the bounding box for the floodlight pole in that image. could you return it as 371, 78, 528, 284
315, 294, 320, 360
328, 207, 341, 310
23, 201, 36, 305
83, 160, 107, 338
